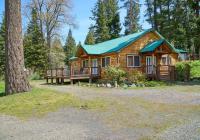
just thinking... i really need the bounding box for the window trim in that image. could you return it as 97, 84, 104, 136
101, 56, 111, 68
82, 59, 89, 68
126, 54, 141, 68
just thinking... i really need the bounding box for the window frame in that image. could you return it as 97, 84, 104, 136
101, 57, 111, 68
126, 54, 141, 68
82, 59, 89, 68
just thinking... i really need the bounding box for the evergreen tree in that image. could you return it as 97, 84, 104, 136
77, 41, 82, 48
91, 0, 110, 43
50, 37, 65, 68
63, 29, 76, 66
145, 0, 200, 55
105, 0, 121, 39
84, 26, 95, 45
0, 15, 5, 78
122, 0, 140, 35
23, 8, 48, 72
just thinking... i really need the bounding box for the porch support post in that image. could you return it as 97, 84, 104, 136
89, 78, 92, 86
89, 56, 91, 75
117, 53, 120, 66
70, 79, 73, 85
152, 53, 156, 79
152, 53, 155, 65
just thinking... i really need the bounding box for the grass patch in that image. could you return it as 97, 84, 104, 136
0, 87, 108, 119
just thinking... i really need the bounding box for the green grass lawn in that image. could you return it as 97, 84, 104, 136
0, 82, 108, 119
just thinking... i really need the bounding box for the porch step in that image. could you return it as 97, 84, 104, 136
159, 75, 170, 81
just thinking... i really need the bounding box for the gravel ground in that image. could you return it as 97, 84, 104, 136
43, 84, 200, 105
157, 120, 200, 140
0, 82, 200, 140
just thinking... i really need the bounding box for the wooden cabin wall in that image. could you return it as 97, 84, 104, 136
70, 31, 179, 79
118, 32, 160, 73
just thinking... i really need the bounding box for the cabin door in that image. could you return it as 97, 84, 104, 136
92, 59, 98, 75
146, 56, 156, 74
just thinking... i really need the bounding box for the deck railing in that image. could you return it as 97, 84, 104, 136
46, 66, 101, 79
46, 68, 70, 78
70, 66, 101, 78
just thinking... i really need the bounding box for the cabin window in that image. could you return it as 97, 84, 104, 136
102, 57, 110, 67
127, 55, 140, 67
82, 60, 89, 67
161, 55, 172, 65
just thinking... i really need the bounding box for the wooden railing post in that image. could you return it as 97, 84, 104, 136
99, 65, 101, 77
51, 69, 53, 84
61, 67, 64, 84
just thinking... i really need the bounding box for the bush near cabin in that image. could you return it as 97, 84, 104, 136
103, 66, 146, 86
104, 66, 126, 84
175, 60, 200, 81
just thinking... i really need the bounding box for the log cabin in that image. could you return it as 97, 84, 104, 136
46, 29, 187, 84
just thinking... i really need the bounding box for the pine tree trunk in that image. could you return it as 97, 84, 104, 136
153, 0, 158, 30
5, 0, 30, 95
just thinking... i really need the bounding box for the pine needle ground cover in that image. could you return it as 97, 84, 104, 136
0, 84, 108, 119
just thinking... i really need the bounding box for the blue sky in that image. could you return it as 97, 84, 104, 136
0, 0, 151, 44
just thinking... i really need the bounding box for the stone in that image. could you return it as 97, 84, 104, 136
130, 84, 136, 87
106, 83, 112, 88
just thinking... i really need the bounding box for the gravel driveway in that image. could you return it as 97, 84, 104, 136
0, 82, 200, 140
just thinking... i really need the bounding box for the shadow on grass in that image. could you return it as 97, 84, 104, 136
0, 91, 5, 97
173, 81, 200, 86
40, 82, 71, 86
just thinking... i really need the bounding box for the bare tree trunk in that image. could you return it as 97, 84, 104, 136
5, 0, 30, 95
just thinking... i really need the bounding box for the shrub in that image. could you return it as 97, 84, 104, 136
175, 62, 186, 81
30, 72, 42, 80
189, 60, 200, 80
126, 70, 146, 84
104, 66, 126, 84
175, 60, 200, 81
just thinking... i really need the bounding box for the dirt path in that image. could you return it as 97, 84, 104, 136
0, 82, 200, 140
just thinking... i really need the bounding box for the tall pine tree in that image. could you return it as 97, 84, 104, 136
122, 0, 140, 35
63, 29, 76, 66
85, 25, 95, 45
0, 15, 5, 78
91, 0, 110, 43
105, 0, 121, 39
23, 8, 48, 72
77, 41, 82, 48
145, 0, 200, 55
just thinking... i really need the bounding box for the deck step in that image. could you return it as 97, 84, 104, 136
159, 75, 170, 81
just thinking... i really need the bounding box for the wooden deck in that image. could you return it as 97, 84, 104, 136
45, 67, 101, 84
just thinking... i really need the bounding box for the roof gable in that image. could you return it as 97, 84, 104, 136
140, 39, 165, 53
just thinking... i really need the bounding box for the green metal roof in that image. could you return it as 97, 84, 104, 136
176, 48, 187, 53
140, 39, 164, 53
81, 29, 153, 55
77, 29, 179, 55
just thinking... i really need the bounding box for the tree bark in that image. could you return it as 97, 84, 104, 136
5, 0, 30, 95
153, 0, 158, 30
